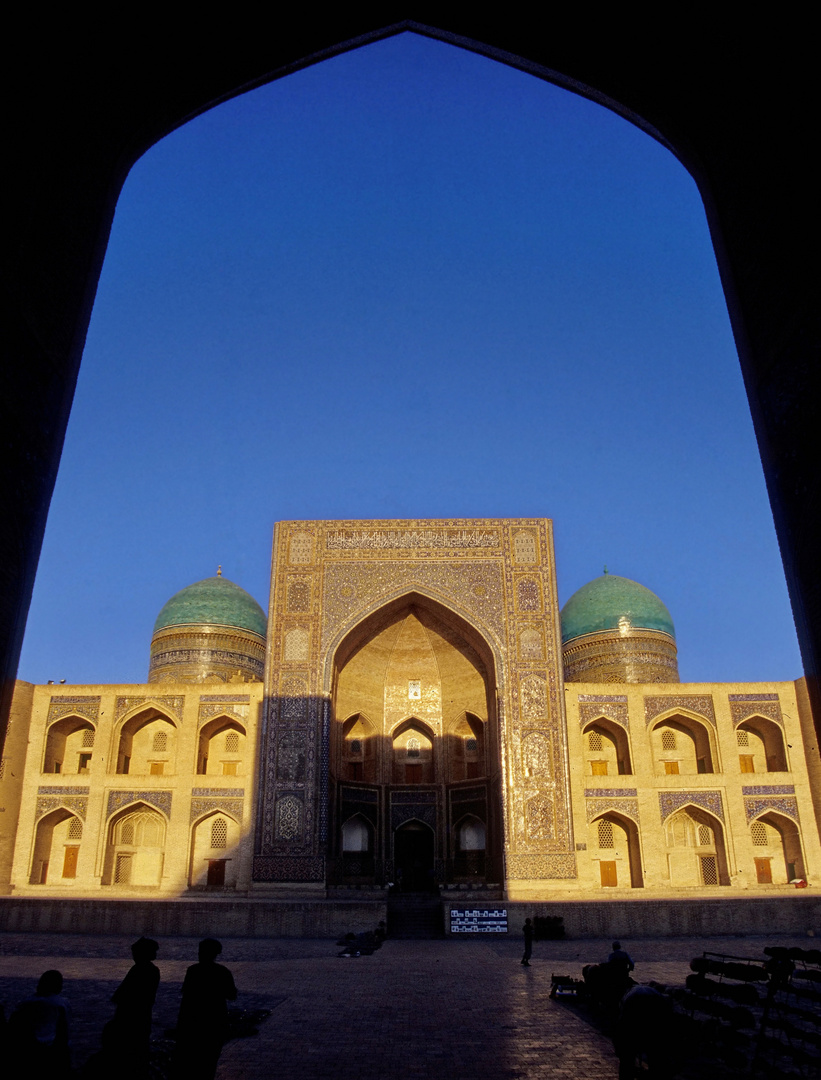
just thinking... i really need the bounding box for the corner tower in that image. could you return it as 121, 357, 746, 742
561, 573, 679, 683
149, 574, 266, 683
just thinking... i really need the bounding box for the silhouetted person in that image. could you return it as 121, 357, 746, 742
109, 936, 160, 1077
8, 969, 71, 1079
521, 918, 533, 966
608, 941, 635, 978
174, 938, 237, 1080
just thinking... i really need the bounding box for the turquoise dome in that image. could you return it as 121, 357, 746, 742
560, 574, 675, 644
153, 576, 267, 637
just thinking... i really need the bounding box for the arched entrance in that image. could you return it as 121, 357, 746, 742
394, 820, 435, 891
328, 593, 502, 889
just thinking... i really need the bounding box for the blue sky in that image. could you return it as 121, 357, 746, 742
18, 32, 801, 686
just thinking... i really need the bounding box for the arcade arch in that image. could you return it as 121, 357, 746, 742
582, 717, 632, 776
29, 809, 83, 884
43, 716, 95, 774
589, 811, 643, 888
651, 713, 716, 775
189, 811, 241, 889
749, 811, 805, 884
115, 707, 177, 776
735, 716, 789, 773
196, 715, 247, 776
102, 802, 167, 887
664, 805, 729, 886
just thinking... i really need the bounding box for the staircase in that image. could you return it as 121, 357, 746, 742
387, 891, 445, 939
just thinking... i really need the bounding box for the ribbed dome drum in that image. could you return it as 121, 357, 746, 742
149, 576, 267, 683
560, 574, 679, 683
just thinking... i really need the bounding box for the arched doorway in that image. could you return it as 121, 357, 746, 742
329, 593, 502, 889
394, 820, 435, 891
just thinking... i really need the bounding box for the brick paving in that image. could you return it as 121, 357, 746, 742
0, 930, 816, 1077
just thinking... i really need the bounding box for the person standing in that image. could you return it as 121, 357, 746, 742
110, 936, 160, 1078
521, 918, 534, 966
173, 938, 237, 1080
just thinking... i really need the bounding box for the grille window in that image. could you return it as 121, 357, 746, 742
120, 821, 134, 845
588, 731, 603, 752
211, 817, 228, 849
67, 817, 83, 840
114, 854, 132, 884
751, 821, 767, 846
225, 732, 239, 753
700, 856, 718, 885
737, 729, 749, 747
598, 820, 614, 848
697, 825, 713, 846
661, 730, 676, 750
465, 737, 478, 753
349, 739, 362, 755
407, 737, 420, 759
152, 731, 168, 753
82, 728, 95, 748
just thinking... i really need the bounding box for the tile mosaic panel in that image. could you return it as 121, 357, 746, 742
198, 702, 249, 725
659, 790, 724, 823
192, 788, 245, 797
585, 798, 640, 823
730, 699, 784, 727
37, 785, 90, 795
506, 853, 576, 879
579, 701, 629, 730
106, 790, 172, 818
645, 695, 716, 727
199, 695, 251, 703
744, 796, 800, 824
115, 696, 184, 722
252, 855, 324, 881
275, 795, 303, 841
584, 788, 638, 797
35, 795, 88, 822
190, 797, 244, 824
47, 697, 100, 725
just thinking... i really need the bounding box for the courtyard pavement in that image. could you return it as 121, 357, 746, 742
0, 929, 817, 1078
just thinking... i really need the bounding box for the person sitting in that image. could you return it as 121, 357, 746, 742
607, 940, 635, 978
8, 969, 71, 1079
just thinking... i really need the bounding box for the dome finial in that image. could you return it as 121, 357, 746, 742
217, 565, 222, 577
603, 564, 608, 575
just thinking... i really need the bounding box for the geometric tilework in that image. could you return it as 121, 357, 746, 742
659, 790, 724, 823
35, 795, 88, 822
584, 788, 638, 797
585, 798, 640, 823
645, 695, 716, 727
199, 695, 251, 703
47, 697, 100, 726
730, 699, 784, 727
190, 797, 244, 824
505, 853, 576, 879
742, 785, 795, 795
191, 788, 245, 797
252, 855, 325, 882
106, 790, 172, 818
729, 693, 779, 701
579, 701, 629, 730
37, 785, 90, 795
744, 796, 800, 824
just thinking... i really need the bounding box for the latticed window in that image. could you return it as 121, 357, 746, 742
225, 732, 239, 753
211, 817, 228, 849
82, 728, 95, 748
152, 731, 168, 753
465, 737, 478, 754
349, 739, 362, 756
114, 854, 132, 884
661, 730, 676, 750
588, 731, 603, 752
700, 856, 718, 885
67, 817, 83, 840
751, 821, 767, 846
697, 824, 713, 846
737, 729, 750, 747
116, 811, 164, 848
407, 737, 420, 759
598, 819, 615, 848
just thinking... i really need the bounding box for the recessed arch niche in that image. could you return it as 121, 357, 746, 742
328, 593, 502, 888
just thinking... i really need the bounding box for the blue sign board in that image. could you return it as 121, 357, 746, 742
450, 907, 508, 933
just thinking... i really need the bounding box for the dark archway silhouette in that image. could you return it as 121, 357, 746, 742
4, 16, 818, 754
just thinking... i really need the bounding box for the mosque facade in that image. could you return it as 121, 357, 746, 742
1, 518, 820, 902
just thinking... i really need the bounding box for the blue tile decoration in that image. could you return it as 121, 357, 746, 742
742, 785, 795, 795
114, 696, 184, 722
47, 697, 100, 726
252, 855, 324, 882
190, 797, 244, 824
645, 695, 716, 727
659, 790, 724, 822
585, 798, 640, 823
585, 788, 638, 797
578, 695, 628, 702
106, 790, 172, 818
506, 853, 576, 879
744, 796, 800, 824
37, 785, 90, 795
199, 695, 251, 702
729, 694, 779, 701
35, 795, 88, 822
730, 698, 784, 727
579, 701, 629, 730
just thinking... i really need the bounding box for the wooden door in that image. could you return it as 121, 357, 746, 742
207, 859, 226, 888
62, 845, 79, 879
755, 857, 773, 884
600, 860, 617, 887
